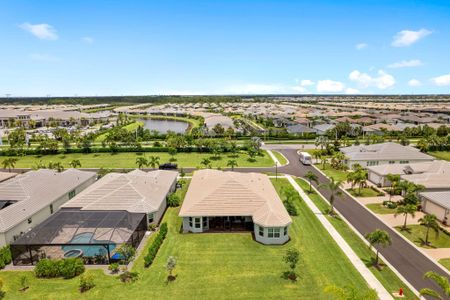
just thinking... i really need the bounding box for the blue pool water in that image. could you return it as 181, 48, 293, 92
62, 232, 116, 257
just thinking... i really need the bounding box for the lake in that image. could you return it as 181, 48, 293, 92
140, 118, 189, 134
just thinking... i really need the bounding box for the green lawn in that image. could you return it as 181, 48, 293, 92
316, 163, 348, 182
438, 258, 450, 271
0, 178, 375, 299
0, 151, 273, 169
366, 203, 397, 215
395, 225, 450, 249
272, 151, 288, 166
95, 121, 144, 142
295, 178, 417, 299
347, 187, 383, 198
429, 151, 450, 161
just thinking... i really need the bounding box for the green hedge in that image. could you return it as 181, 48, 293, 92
144, 223, 168, 268
0, 245, 11, 269
34, 258, 85, 279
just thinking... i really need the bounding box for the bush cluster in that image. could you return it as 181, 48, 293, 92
79, 273, 95, 292
144, 223, 168, 267
167, 193, 181, 207
0, 246, 12, 270
34, 258, 85, 279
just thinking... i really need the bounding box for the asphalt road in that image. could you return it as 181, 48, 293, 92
274, 148, 449, 299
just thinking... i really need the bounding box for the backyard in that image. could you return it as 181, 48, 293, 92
0, 178, 374, 299
0, 151, 274, 169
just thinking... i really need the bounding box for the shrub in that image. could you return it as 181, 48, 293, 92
167, 193, 181, 207
79, 274, 95, 293
108, 263, 120, 274
144, 222, 168, 267
0, 246, 12, 270
283, 199, 298, 216
34, 258, 84, 279
148, 224, 157, 231
119, 271, 139, 283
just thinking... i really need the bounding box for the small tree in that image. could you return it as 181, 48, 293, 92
117, 244, 136, 265
201, 158, 211, 169
147, 156, 160, 169
304, 171, 318, 193
394, 204, 417, 230
365, 229, 391, 267
167, 193, 181, 207
386, 173, 400, 200
2, 158, 18, 172
168, 148, 177, 162
166, 256, 177, 281
419, 271, 450, 299
19, 275, 29, 292
318, 177, 343, 215
135, 157, 148, 169
419, 214, 440, 246
69, 159, 82, 169
283, 248, 300, 280
79, 273, 95, 293
227, 159, 238, 171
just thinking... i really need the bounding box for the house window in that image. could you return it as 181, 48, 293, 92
284, 227, 288, 236
68, 190, 76, 199
194, 217, 201, 229
27, 218, 32, 224
189, 217, 193, 227
389, 161, 395, 164
148, 213, 154, 223
259, 226, 264, 237
202, 217, 208, 228
273, 228, 280, 238
400, 160, 409, 164
49, 204, 54, 214
367, 161, 379, 166
268, 228, 274, 238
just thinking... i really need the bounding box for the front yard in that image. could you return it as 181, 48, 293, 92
366, 203, 397, 214
316, 163, 347, 182
347, 187, 384, 198
395, 225, 450, 249
0, 178, 373, 299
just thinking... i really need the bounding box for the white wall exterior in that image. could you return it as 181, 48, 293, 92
422, 199, 449, 222
348, 159, 432, 170
0, 175, 95, 247
147, 179, 177, 226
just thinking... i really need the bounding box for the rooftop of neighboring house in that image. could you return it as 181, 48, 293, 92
0, 172, 17, 183
420, 191, 450, 209
179, 169, 292, 227
62, 169, 178, 213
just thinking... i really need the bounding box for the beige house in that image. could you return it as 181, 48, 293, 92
179, 170, 292, 245
62, 169, 178, 226
420, 192, 450, 223
0, 169, 96, 247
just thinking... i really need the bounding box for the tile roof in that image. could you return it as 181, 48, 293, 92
341, 142, 434, 161
420, 191, 450, 209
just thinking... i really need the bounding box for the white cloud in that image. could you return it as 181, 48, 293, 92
300, 79, 314, 86
19, 23, 58, 40
292, 86, 307, 93
431, 74, 450, 86
29, 53, 60, 62
82, 37, 94, 44
408, 79, 422, 87
391, 29, 431, 47
349, 70, 395, 89
316, 80, 345, 93
224, 84, 286, 94
345, 88, 360, 94
355, 43, 368, 50
388, 59, 423, 68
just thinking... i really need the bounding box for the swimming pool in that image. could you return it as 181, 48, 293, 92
62, 232, 116, 257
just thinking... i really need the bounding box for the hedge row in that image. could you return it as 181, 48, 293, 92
34, 258, 85, 279
0, 246, 11, 269
144, 223, 168, 268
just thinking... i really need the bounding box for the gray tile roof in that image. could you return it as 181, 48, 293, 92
420, 191, 450, 209
341, 142, 434, 161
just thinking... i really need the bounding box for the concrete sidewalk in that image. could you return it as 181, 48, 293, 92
285, 175, 394, 300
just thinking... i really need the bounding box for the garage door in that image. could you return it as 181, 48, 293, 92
424, 201, 446, 221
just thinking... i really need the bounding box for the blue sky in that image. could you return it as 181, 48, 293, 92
1, 0, 450, 96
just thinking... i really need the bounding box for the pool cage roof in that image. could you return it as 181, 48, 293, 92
12, 209, 146, 246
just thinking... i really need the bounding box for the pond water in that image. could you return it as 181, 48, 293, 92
140, 118, 189, 134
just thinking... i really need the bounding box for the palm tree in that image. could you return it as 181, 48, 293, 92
419, 271, 450, 299
69, 159, 81, 168
227, 159, 237, 171
304, 171, 318, 193
2, 158, 18, 172
147, 156, 160, 169
201, 158, 211, 169
419, 214, 440, 246
386, 173, 400, 200
394, 204, 417, 230
365, 229, 391, 266
318, 177, 343, 215
135, 157, 148, 169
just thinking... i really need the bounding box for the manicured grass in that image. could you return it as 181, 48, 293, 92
0, 151, 273, 169
0, 178, 373, 299
366, 203, 397, 215
95, 121, 144, 142
347, 187, 383, 198
395, 225, 450, 249
429, 151, 450, 162
272, 151, 288, 166
316, 163, 347, 182
438, 258, 450, 271
295, 178, 417, 299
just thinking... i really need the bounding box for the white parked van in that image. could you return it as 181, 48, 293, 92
299, 152, 312, 165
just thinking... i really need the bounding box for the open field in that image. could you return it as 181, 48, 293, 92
295, 178, 417, 299
0, 151, 273, 169
396, 225, 450, 249
0, 178, 373, 299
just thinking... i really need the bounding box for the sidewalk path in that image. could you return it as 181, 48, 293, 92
285, 175, 393, 300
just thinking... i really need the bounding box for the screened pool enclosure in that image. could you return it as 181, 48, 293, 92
11, 209, 147, 265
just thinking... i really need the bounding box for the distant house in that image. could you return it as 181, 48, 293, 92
419, 192, 450, 223
340, 142, 434, 169
313, 123, 335, 135
286, 124, 316, 135
179, 170, 292, 245
362, 123, 402, 135
0, 169, 96, 247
